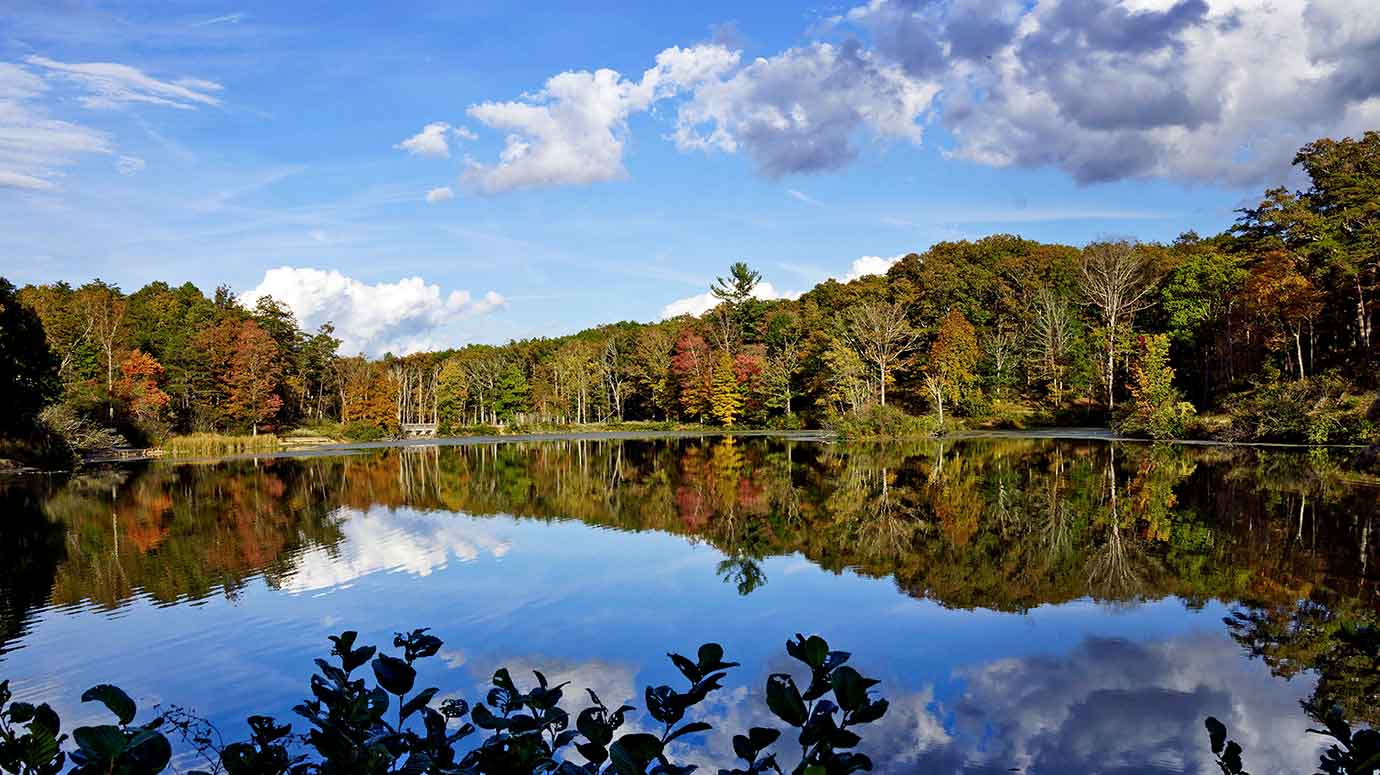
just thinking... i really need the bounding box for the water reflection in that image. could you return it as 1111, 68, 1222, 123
0, 435, 1377, 771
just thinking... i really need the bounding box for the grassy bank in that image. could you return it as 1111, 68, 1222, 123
161, 433, 283, 457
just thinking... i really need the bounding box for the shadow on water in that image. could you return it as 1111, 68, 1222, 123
1, 435, 1379, 772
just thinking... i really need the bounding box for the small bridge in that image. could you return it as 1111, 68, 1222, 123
401, 423, 438, 438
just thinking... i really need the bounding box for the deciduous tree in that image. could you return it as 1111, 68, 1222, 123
710, 352, 743, 426
923, 309, 980, 425
227, 321, 283, 435
843, 299, 920, 406
115, 349, 171, 428
1078, 241, 1156, 414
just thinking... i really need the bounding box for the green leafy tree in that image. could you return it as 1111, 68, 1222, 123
1159, 247, 1247, 403
923, 309, 980, 425
0, 278, 59, 435
1119, 334, 1197, 440
435, 357, 469, 433
492, 362, 530, 422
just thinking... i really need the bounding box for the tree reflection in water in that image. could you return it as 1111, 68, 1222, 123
2, 435, 1378, 771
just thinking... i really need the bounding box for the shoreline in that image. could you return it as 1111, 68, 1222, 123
44, 425, 1364, 470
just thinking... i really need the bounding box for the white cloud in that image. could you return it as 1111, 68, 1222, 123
240, 266, 505, 356
189, 12, 246, 27
673, 42, 938, 176
25, 55, 223, 110
431, 0, 1379, 191
660, 280, 798, 319
0, 62, 112, 191
456, 39, 935, 190
844, 0, 1380, 184
396, 121, 466, 159
115, 155, 144, 175
425, 185, 455, 203
786, 188, 823, 206
0, 170, 58, 191
841, 253, 904, 281
282, 506, 514, 593
462, 44, 739, 194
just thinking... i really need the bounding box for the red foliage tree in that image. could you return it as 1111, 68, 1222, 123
227, 321, 283, 434
670, 329, 714, 421
115, 349, 171, 426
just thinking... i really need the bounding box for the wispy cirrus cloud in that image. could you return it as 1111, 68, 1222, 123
189, 12, 246, 27
0, 62, 111, 190
25, 55, 223, 110
0, 54, 224, 191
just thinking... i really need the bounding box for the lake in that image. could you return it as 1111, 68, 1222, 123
2, 434, 1377, 773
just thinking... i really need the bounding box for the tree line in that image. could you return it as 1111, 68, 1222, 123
2, 131, 1378, 452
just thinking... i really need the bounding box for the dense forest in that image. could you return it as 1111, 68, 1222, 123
2, 131, 1379, 460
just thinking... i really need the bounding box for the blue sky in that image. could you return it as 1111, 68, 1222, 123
2, 0, 1377, 355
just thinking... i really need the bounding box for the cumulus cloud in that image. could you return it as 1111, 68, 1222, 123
239, 267, 505, 356
25, 55, 223, 110
433, 0, 1378, 190
840, 253, 904, 281
282, 506, 514, 593
660, 280, 798, 319
849, 0, 1380, 184
462, 44, 739, 193
938, 634, 1324, 773
396, 121, 472, 159
673, 41, 938, 176
425, 185, 454, 203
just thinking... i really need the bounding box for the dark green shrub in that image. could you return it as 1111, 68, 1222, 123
1222, 372, 1374, 445
341, 422, 390, 442
827, 404, 938, 440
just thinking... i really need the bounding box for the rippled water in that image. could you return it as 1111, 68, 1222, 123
2, 434, 1377, 772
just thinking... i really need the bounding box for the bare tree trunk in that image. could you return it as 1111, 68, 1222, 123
1106, 326, 1116, 414
1294, 328, 1306, 379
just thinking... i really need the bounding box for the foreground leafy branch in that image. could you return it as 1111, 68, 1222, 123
0, 630, 889, 775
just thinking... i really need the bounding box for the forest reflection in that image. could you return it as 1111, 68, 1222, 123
3, 436, 1380, 770
2, 435, 1368, 639
5, 436, 1378, 638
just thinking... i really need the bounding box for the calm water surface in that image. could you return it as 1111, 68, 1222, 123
2, 435, 1378, 773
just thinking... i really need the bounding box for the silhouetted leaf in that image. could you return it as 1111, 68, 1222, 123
669, 653, 702, 684
73, 725, 126, 759
609, 733, 662, 775
1223, 741, 1244, 773
666, 721, 712, 743
1205, 716, 1227, 755
470, 704, 505, 730
849, 698, 888, 724
371, 655, 416, 696
401, 687, 438, 720
765, 674, 807, 727
829, 667, 877, 712
81, 685, 136, 725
